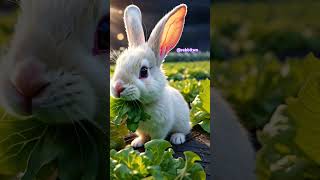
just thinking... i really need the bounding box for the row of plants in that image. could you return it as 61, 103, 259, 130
165, 52, 210, 62
110, 51, 210, 66
213, 55, 318, 132
212, 1, 320, 60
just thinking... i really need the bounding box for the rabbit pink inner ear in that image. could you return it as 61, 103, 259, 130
159, 5, 187, 59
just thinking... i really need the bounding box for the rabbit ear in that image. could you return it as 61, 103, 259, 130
124, 5, 145, 48
148, 4, 187, 64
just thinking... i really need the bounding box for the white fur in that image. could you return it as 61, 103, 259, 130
0, 0, 108, 124
111, 4, 190, 147
124, 5, 145, 47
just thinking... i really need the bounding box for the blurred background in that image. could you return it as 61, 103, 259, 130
212, 0, 320, 60
212, 0, 320, 179
0, 1, 17, 49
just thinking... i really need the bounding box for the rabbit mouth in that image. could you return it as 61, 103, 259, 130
119, 86, 140, 101
29, 70, 95, 124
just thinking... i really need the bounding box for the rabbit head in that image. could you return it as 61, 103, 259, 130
111, 4, 187, 103
0, 0, 108, 124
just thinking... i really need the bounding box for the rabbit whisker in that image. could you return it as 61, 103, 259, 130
62, 106, 84, 164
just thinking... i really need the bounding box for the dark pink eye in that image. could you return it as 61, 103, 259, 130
139, 66, 148, 79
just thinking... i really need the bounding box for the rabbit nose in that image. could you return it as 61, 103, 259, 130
12, 60, 50, 98
115, 81, 125, 96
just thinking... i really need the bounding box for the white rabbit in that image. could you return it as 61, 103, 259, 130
111, 4, 191, 147
0, 0, 108, 125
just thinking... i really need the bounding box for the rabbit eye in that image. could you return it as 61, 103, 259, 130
139, 66, 148, 79
92, 15, 109, 56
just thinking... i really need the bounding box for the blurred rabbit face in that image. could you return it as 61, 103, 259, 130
111, 45, 166, 103
0, 43, 104, 124
0, 0, 107, 123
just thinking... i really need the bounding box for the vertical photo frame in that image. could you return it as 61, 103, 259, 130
110, 0, 211, 179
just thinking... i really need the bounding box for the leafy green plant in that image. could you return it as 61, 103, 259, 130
110, 139, 206, 180
111, 97, 151, 132
170, 79, 200, 104
190, 80, 210, 133
256, 58, 320, 179
110, 123, 128, 150
0, 109, 106, 179
213, 55, 317, 131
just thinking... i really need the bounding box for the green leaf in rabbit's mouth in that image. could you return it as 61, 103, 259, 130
111, 97, 151, 132
0, 108, 106, 179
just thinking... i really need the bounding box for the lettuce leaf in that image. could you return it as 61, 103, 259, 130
190, 79, 211, 133
110, 139, 205, 180
257, 65, 320, 179
111, 97, 151, 132
0, 109, 105, 179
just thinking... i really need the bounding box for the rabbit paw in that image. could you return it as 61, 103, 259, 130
170, 133, 186, 145
131, 136, 146, 148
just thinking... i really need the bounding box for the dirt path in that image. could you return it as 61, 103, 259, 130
212, 88, 256, 180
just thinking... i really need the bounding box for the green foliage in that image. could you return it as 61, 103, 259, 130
256, 57, 320, 179
110, 139, 205, 180
287, 73, 320, 164
213, 55, 320, 131
190, 80, 210, 133
0, 11, 17, 47
110, 97, 151, 132
212, 1, 320, 60
0, 118, 45, 175
110, 123, 128, 150
170, 79, 200, 104
165, 61, 210, 81
0, 109, 106, 179
109, 97, 129, 150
